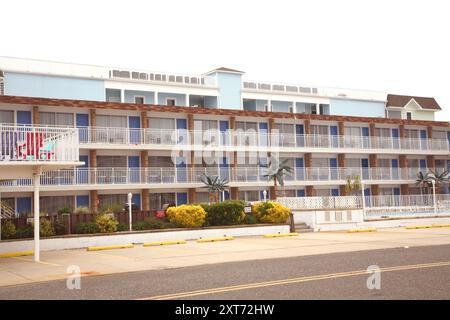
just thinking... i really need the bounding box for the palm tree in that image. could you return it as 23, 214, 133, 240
344, 175, 362, 196
415, 171, 433, 195
200, 174, 229, 203
263, 157, 294, 199
429, 169, 449, 194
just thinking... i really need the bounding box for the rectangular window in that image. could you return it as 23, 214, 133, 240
39, 112, 74, 126
311, 125, 329, 136
97, 156, 127, 167
150, 193, 176, 210
0, 110, 14, 123
40, 196, 74, 214
134, 96, 144, 104
166, 98, 176, 106
148, 156, 174, 167
375, 128, 392, 138
98, 194, 127, 208
96, 115, 127, 128
406, 112, 412, 120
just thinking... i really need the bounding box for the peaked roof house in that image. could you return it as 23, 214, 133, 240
386, 94, 441, 120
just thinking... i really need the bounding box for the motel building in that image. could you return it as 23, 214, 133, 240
0, 56, 449, 217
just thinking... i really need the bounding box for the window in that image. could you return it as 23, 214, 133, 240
311, 105, 317, 114
194, 120, 218, 131
98, 194, 127, 208
377, 158, 391, 168
149, 156, 174, 167
39, 112, 74, 126
166, 98, 176, 106
319, 104, 330, 115
0, 110, 14, 124
375, 128, 391, 138
148, 117, 175, 130
387, 110, 402, 119
274, 123, 294, 135
296, 103, 317, 114
344, 127, 362, 137
97, 156, 127, 168
311, 125, 329, 136
40, 196, 74, 214
96, 115, 127, 128
150, 193, 176, 210
406, 112, 412, 120
134, 96, 144, 104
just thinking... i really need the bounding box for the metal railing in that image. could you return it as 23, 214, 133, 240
0, 125, 79, 162
77, 127, 450, 152
0, 166, 436, 188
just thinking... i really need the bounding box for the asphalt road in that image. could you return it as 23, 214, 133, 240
1, 244, 449, 300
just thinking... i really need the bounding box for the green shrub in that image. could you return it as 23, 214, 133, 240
132, 218, 178, 231
99, 203, 123, 215
40, 218, 55, 237
117, 223, 127, 232
252, 201, 291, 224
166, 205, 206, 228
57, 205, 72, 214
94, 214, 119, 233
1, 220, 16, 239
14, 223, 33, 239
74, 207, 90, 214
74, 222, 99, 234
204, 200, 246, 226
53, 218, 67, 235
244, 214, 258, 225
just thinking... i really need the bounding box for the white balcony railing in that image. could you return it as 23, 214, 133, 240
0, 166, 437, 188
77, 127, 450, 152
0, 125, 79, 162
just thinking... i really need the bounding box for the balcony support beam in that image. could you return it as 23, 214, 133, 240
427, 126, 433, 139
141, 111, 148, 129
90, 190, 98, 214
399, 155, 407, 168
89, 109, 96, 127
371, 184, 379, 196
401, 184, 409, 196
142, 189, 150, 211
306, 186, 314, 197
230, 187, 239, 200
304, 120, 311, 135
369, 154, 377, 168
32, 106, 40, 124
427, 155, 435, 171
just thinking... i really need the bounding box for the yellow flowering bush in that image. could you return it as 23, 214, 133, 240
252, 201, 290, 224
94, 214, 119, 233
166, 205, 206, 228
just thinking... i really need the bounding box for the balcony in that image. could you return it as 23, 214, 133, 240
77, 127, 450, 154
0, 125, 82, 179
0, 167, 434, 189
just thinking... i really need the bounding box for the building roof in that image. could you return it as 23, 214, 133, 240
387, 94, 441, 110
203, 67, 245, 75
0, 95, 448, 127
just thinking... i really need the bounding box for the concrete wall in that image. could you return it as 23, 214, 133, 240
124, 90, 155, 104
215, 72, 242, 110
5, 72, 105, 101
330, 98, 385, 118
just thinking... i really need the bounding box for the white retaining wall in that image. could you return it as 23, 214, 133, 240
0, 225, 290, 254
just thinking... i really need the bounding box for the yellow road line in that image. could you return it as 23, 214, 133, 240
347, 228, 377, 233
87, 244, 134, 251
139, 260, 450, 300
143, 240, 187, 246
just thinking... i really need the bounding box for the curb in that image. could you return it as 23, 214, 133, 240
197, 236, 234, 243
143, 240, 187, 246
0, 251, 34, 258
87, 244, 134, 251
347, 228, 377, 233
263, 232, 299, 238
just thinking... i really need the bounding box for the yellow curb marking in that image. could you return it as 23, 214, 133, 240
197, 236, 234, 243
264, 233, 299, 238
139, 260, 450, 300
347, 228, 377, 233
87, 244, 134, 251
406, 224, 450, 230
0, 251, 34, 258
143, 240, 187, 247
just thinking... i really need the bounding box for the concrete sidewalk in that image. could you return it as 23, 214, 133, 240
1, 227, 450, 287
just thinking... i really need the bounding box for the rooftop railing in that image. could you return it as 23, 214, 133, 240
0, 125, 79, 162
0, 167, 435, 188
78, 127, 450, 152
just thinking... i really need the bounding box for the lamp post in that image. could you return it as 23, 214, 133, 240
361, 182, 366, 217
263, 190, 267, 202
127, 192, 133, 231
432, 180, 437, 215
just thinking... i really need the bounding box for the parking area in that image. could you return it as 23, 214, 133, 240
1, 226, 450, 287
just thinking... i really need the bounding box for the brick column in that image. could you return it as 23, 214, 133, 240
338, 154, 345, 168
369, 154, 377, 168
90, 190, 98, 213
399, 125, 406, 139
32, 106, 40, 124
338, 121, 345, 146
230, 187, 239, 200
269, 186, 276, 200
187, 114, 195, 181
306, 186, 314, 197
369, 123, 376, 148
401, 184, 409, 196
304, 120, 311, 135
371, 184, 379, 196
304, 153, 312, 168
141, 111, 148, 129
89, 150, 97, 184
229, 116, 237, 181
188, 188, 197, 203
427, 126, 433, 139
399, 155, 407, 168
339, 185, 347, 196
142, 189, 150, 211
427, 155, 435, 170
89, 109, 96, 127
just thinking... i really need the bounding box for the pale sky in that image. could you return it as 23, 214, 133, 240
2, 0, 449, 119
